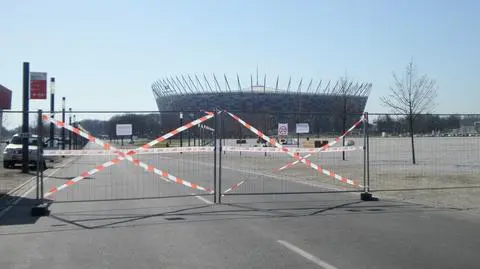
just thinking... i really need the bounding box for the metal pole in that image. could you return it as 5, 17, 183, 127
218, 112, 223, 204
0, 109, 3, 143
61, 97, 66, 150
188, 129, 191, 146
49, 77, 55, 148
213, 110, 217, 203
363, 113, 367, 193
36, 110, 41, 201
22, 62, 30, 173
72, 115, 76, 149
68, 108, 72, 150
342, 97, 347, 161
73, 119, 78, 150
366, 112, 370, 192
223, 117, 226, 146
38, 109, 44, 200
180, 112, 183, 147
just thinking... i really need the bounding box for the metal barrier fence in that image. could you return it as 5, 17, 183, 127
1, 110, 480, 211
217, 111, 367, 200
366, 113, 480, 207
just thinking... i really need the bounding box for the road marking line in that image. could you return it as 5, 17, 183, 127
2, 157, 75, 199
3, 175, 36, 197
277, 240, 338, 269
0, 158, 75, 220
192, 194, 213, 205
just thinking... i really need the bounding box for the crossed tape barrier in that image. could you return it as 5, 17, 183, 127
276, 153, 312, 172
42, 113, 215, 197
226, 111, 364, 188
222, 146, 363, 154
43, 147, 215, 156
199, 124, 215, 132
222, 180, 246, 195
275, 117, 366, 171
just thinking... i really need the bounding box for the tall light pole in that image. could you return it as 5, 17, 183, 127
179, 112, 183, 147
21, 62, 30, 173
61, 97, 66, 150
49, 77, 55, 148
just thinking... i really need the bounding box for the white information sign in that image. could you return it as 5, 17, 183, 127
116, 124, 132, 136
296, 123, 310, 134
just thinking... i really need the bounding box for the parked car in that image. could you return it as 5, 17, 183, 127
3, 134, 48, 169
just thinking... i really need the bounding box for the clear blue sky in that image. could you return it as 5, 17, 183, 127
1, 0, 479, 120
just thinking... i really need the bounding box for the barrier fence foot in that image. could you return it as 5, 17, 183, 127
31, 203, 50, 216
360, 192, 379, 201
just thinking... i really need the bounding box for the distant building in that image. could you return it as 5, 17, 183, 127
451, 118, 480, 135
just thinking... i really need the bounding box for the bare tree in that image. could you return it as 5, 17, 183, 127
333, 76, 355, 161
381, 61, 438, 164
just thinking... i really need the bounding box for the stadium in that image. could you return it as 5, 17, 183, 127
151, 73, 372, 136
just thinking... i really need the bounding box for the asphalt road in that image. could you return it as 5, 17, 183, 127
0, 148, 479, 269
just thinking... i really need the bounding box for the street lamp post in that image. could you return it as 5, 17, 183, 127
61, 97, 66, 150
49, 77, 55, 148
21, 62, 30, 173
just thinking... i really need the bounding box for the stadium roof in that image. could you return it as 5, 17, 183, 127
152, 74, 372, 99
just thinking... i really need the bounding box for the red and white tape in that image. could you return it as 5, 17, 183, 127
140, 112, 214, 149
199, 124, 215, 132
275, 117, 365, 171
222, 180, 246, 195
276, 153, 313, 171
226, 111, 363, 188
222, 146, 363, 153
43, 146, 214, 156
42, 113, 215, 197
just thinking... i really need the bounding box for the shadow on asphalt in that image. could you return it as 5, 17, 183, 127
0, 195, 53, 226
0, 197, 466, 236
11, 199, 458, 233
44, 175, 94, 180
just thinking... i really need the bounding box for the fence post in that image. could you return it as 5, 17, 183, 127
363, 113, 367, 193
218, 111, 223, 204
213, 110, 217, 204
367, 113, 371, 195
39, 110, 45, 201
36, 110, 41, 201
31, 109, 50, 216
361, 112, 378, 201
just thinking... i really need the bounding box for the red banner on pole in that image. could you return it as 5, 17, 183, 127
30, 72, 47, 99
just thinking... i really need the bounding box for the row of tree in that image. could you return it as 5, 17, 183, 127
374, 114, 464, 134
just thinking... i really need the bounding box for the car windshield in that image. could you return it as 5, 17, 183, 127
10, 136, 39, 146
10, 136, 21, 144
